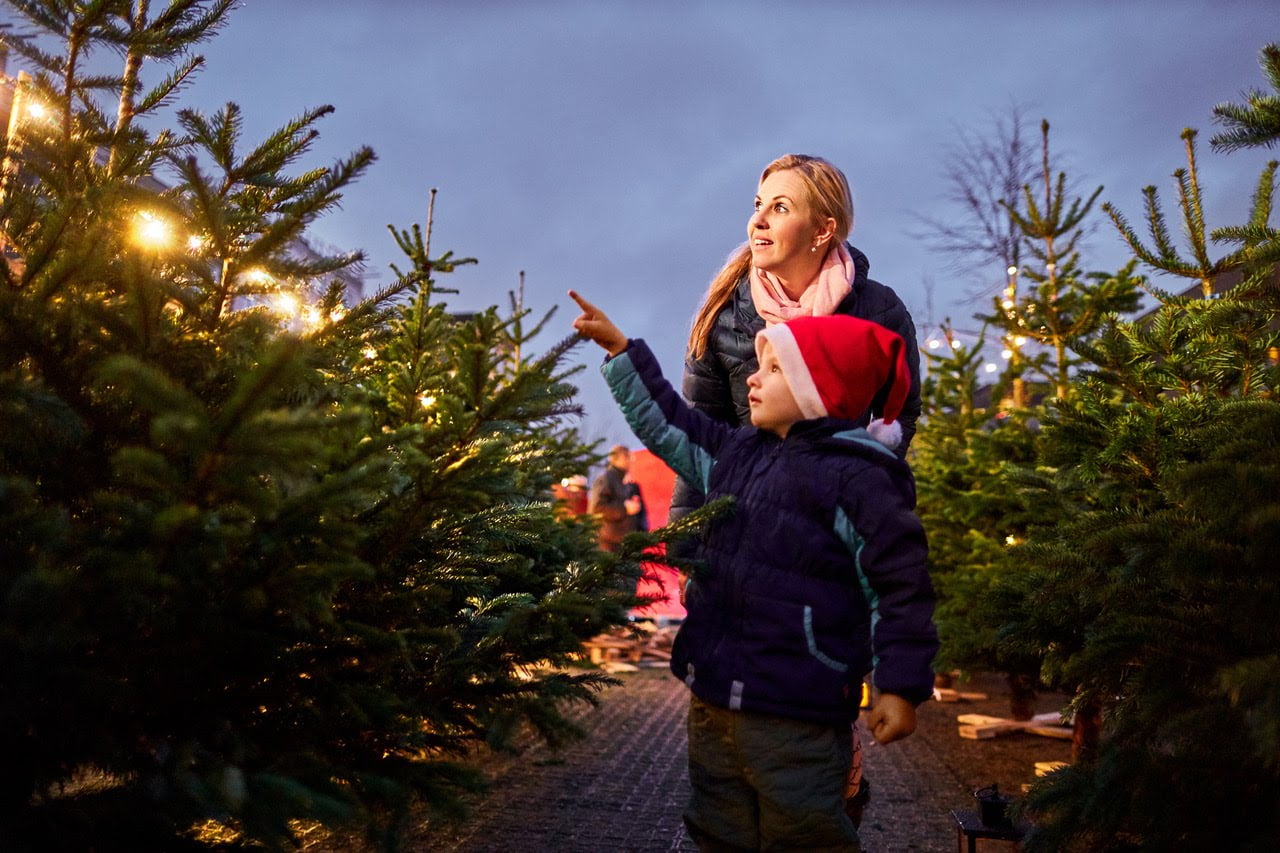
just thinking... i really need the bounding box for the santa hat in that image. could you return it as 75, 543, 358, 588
755, 315, 911, 447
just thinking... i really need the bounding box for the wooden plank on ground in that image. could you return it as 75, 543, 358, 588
957, 711, 1064, 740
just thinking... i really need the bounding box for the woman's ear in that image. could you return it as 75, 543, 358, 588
813, 216, 837, 249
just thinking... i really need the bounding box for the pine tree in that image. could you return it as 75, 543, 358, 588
910, 323, 1047, 715
916, 122, 1140, 720
0, 4, 636, 849
988, 62, 1280, 850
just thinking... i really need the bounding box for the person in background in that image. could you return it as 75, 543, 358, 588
589, 445, 644, 552
673, 153, 923, 823
570, 290, 936, 852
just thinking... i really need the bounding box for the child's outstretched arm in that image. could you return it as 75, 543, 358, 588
568, 289, 731, 493
570, 290, 627, 356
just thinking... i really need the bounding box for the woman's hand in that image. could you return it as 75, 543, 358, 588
569, 290, 628, 356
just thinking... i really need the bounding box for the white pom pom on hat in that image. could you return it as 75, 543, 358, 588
755, 315, 911, 448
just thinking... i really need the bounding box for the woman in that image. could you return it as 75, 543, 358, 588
672, 153, 923, 827
678, 154, 920, 452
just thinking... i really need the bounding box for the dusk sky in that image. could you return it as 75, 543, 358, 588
18, 1, 1278, 450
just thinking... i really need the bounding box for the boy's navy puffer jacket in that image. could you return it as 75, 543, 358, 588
603, 340, 937, 725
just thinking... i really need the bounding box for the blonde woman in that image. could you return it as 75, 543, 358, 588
673, 154, 923, 827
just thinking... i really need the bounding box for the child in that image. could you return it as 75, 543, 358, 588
570, 291, 937, 851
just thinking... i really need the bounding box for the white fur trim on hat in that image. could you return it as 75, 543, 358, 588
756, 325, 826, 419
867, 418, 903, 448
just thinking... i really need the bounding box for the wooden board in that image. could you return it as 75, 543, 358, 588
957, 711, 1068, 740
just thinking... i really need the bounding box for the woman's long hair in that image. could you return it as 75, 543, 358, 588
686, 154, 854, 359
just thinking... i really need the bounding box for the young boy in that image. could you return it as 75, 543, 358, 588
570, 291, 937, 851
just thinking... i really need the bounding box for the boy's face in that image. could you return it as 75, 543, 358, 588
747, 340, 805, 438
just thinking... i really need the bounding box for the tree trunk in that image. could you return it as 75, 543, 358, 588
1071, 695, 1103, 762
1007, 671, 1037, 721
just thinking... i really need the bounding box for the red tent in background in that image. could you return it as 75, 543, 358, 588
626, 449, 686, 622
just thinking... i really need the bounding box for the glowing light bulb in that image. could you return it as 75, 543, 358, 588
1001, 349, 1013, 360
985, 363, 997, 373
132, 211, 173, 250
927, 339, 941, 350
1007, 266, 1018, 276
273, 292, 300, 316
419, 394, 436, 409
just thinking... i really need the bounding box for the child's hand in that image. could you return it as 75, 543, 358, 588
569, 290, 628, 356
867, 691, 916, 744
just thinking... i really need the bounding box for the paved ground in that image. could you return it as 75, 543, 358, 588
360, 666, 1069, 852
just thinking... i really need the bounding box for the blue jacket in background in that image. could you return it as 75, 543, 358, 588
603, 339, 937, 725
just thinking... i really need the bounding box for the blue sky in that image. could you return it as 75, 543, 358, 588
15, 0, 1278, 450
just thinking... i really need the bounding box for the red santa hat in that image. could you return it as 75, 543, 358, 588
755, 315, 911, 447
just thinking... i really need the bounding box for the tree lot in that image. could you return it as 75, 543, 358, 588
3, 3, 1280, 852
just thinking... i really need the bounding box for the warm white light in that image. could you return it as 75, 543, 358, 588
1001, 349, 1013, 360
950, 340, 963, 350
362, 345, 377, 360
26, 101, 48, 121
243, 268, 274, 285
985, 363, 998, 373
1005, 534, 1018, 546
1001, 298, 1015, 309
302, 305, 323, 328
132, 211, 173, 250
273, 292, 300, 316
419, 394, 436, 408
1014, 336, 1027, 346
1006, 266, 1018, 276
329, 304, 347, 321
187, 234, 206, 252
927, 339, 941, 350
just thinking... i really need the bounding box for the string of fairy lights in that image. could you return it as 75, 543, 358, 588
919, 265, 1042, 385
3, 73, 346, 339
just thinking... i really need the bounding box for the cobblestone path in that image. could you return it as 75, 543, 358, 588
398, 667, 984, 852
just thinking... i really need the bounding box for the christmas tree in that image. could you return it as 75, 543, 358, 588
0, 3, 637, 849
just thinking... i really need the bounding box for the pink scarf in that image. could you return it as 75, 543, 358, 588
750, 242, 855, 325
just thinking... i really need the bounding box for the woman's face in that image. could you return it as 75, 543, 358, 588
747, 169, 826, 279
